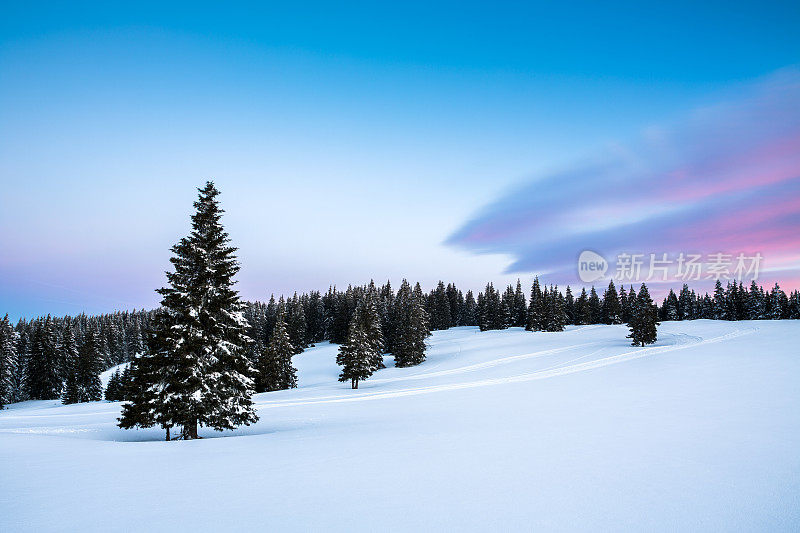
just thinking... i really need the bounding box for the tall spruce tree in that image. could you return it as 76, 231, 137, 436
60, 325, 87, 404
337, 301, 382, 389
256, 306, 297, 392
462, 290, 478, 326
118, 182, 257, 440
392, 280, 430, 367
544, 286, 568, 332
526, 277, 545, 331
75, 326, 104, 402
601, 281, 623, 324
430, 281, 452, 330
575, 288, 591, 325
713, 280, 728, 320
25, 317, 62, 400
0, 314, 18, 408
627, 284, 659, 347
286, 293, 308, 353
587, 287, 602, 324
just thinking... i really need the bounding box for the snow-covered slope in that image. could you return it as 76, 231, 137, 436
1, 321, 799, 531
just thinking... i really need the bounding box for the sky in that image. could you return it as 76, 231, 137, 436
1, 1, 799, 320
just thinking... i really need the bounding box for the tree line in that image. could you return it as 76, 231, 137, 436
3, 275, 797, 411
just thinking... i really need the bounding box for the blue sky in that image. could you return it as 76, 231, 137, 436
1, 1, 799, 320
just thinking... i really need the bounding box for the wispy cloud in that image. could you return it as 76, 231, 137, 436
447, 68, 800, 288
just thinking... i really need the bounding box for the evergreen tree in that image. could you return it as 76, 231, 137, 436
747, 281, 764, 319
74, 326, 104, 402
337, 303, 381, 389
526, 277, 545, 331
359, 285, 386, 370
601, 281, 623, 324
462, 290, 478, 326
677, 284, 692, 320
104, 369, 122, 401
25, 317, 62, 400
445, 283, 460, 328
564, 286, 575, 324
118, 182, 258, 440
587, 287, 602, 324
544, 286, 568, 332
62, 358, 81, 404
713, 280, 728, 320
256, 307, 297, 392
619, 285, 629, 322
575, 289, 591, 325
769, 283, 788, 319
286, 293, 308, 353
60, 325, 85, 404
662, 289, 679, 321
627, 284, 659, 346
512, 279, 527, 328
429, 281, 452, 330
392, 280, 430, 367
126, 321, 147, 359
0, 314, 18, 409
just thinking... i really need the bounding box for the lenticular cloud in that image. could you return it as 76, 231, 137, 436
447, 68, 800, 287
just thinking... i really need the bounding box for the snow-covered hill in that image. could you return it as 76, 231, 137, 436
1, 321, 799, 531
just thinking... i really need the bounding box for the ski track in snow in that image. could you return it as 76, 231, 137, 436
255, 327, 756, 409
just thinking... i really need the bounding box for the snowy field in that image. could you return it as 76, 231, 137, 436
1, 320, 799, 531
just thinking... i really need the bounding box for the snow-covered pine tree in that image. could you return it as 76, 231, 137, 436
588, 287, 602, 324
462, 290, 477, 326
0, 314, 18, 409
677, 284, 692, 320
662, 289, 679, 321
769, 283, 788, 319
512, 279, 527, 328
360, 285, 385, 370
429, 281, 452, 331
713, 280, 728, 320
392, 279, 430, 367
60, 325, 83, 404
564, 286, 575, 324
25, 316, 62, 400
544, 285, 567, 332
789, 290, 800, 319
626, 286, 637, 321
619, 285, 629, 322
747, 280, 764, 319
10, 324, 27, 403
446, 283, 460, 328
287, 293, 308, 353
75, 326, 104, 402
627, 284, 659, 347
126, 321, 146, 360
526, 277, 545, 331
413, 282, 431, 337
601, 281, 623, 324
62, 360, 81, 405
337, 301, 381, 389
119, 182, 258, 440
256, 306, 297, 392
119, 364, 133, 399
104, 369, 121, 401
575, 288, 591, 325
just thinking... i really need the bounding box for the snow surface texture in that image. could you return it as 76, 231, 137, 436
1, 321, 799, 531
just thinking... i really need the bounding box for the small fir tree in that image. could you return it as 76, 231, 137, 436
627, 284, 659, 347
